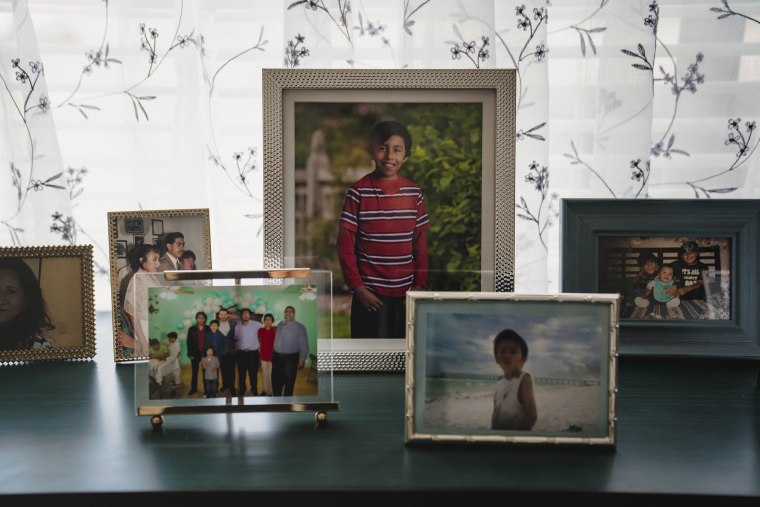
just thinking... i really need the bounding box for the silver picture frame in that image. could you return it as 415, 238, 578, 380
262, 68, 516, 371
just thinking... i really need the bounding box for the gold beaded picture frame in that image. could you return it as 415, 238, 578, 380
0, 245, 96, 363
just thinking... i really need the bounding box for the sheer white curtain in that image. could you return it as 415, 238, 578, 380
1, 0, 758, 310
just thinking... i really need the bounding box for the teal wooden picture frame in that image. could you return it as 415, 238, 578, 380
561, 198, 760, 358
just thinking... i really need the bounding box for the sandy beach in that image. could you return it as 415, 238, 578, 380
423, 382, 603, 434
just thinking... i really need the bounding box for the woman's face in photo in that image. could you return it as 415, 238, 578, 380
0, 268, 26, 325
142, 251, 161, 272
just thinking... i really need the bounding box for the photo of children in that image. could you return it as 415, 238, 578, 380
145, 283, 318, 401
293, 101, 484, 339
598, 236, 731, 320
417, 301, 610, 437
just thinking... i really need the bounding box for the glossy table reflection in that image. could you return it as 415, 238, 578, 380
0, 313, 758, 501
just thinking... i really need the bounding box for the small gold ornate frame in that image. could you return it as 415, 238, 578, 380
0, 245, 96, 363
107, 209, 212, 362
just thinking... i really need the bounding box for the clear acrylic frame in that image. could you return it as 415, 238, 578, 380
131, 269, 338, 427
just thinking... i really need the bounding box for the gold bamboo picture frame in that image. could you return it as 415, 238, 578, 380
405, 291, 618, 447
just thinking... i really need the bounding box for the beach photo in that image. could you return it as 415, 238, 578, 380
406, 292, 617, 446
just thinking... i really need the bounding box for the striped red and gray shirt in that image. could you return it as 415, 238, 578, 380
337, 173, 430, 297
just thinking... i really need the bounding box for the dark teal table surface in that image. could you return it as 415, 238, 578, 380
0, 313, 758, 501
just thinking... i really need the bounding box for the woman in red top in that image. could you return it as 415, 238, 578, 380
257, 313, 276, 396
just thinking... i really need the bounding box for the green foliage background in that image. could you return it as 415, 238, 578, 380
294, 101, 483, 306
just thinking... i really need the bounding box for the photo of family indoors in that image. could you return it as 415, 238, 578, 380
598, 236, 732, 321
144, 284, 318, 401
109, 212, 210, 360
292, 101, 484, 340
417, 303, 611, 438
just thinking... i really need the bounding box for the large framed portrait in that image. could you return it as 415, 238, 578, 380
561, 198, 760, 358
107, 209, 212, 362
405, 291, 618, 446
0, 245, 96, 363
262, 68, 516, 370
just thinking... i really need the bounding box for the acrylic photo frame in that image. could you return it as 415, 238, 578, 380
405, 291, 618, 447
107, 208, 212, 362
561, 198, 760, 358
133, 268, 338, 427
262, 68, 516, 370
0, 245, 96, 363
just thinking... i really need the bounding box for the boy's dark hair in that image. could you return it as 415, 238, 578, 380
209, 319, 219, 327
167, 331, 178, 339
680, 240, 700, 255
263, 313, 274, 322
149, 338, 159, 347
164, 232, 184, 247
638, 250, 658, 266
367, 121, 412, 154
493, 329, 529, 361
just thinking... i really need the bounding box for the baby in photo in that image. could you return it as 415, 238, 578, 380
636, 265, 680, 309
491, 329, 537, 431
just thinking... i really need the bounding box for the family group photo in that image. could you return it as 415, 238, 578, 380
143, 284, 318, 401
597, 236, 732, 321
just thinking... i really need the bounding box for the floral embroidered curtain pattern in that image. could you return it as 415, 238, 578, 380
1, 0, 758, 309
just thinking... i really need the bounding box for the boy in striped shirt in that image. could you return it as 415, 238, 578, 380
337, 121, 430, 338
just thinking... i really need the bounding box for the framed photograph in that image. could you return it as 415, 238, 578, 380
262, 68, 516, 370
152, 219, 164, 235
107, 209, 212, 362
561, 198, 760, 358
115, 240, 128, 259
405, 291, 617, 446
124, 218, 144, 234
133, 269, 339, 426
0, 245, 96, 363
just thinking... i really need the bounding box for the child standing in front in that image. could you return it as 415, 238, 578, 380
491, 329, 537, 431
201, 345, 220, 398
336, 120, 430, 339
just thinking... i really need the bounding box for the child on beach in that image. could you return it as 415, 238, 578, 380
491, 329, 537, 431
336, 120, 430, 339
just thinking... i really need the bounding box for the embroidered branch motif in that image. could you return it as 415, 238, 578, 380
516, 162, 557, 251
285, 34, 310, 68
403, 0, 431, 35
710, 0, 760, 24
288, 0, 353, 43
